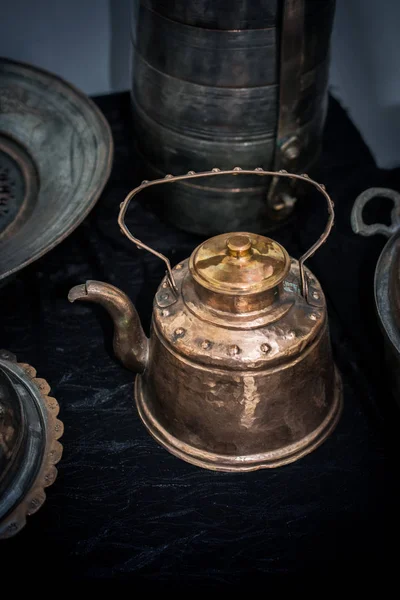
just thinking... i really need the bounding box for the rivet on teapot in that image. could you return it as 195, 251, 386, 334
68, 169, 343, 472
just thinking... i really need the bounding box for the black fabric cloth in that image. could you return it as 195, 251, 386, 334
0, 93, 395, 584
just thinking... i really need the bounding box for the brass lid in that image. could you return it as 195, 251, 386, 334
189, 232, 290, 296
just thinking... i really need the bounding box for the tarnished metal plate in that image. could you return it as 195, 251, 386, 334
0, 58, 113, 282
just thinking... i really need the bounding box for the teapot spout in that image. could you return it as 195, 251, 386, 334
68, 280, 148, 373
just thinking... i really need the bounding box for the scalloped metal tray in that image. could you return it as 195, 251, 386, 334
0, 350, 63, 538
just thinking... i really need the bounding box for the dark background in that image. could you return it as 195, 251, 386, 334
0, 93, 395, 583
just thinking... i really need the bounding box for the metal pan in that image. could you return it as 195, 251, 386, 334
351, 187, 400, 400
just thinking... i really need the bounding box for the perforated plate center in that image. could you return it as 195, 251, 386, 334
0, 135, 38, 240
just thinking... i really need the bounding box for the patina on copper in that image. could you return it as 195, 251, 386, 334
69, 169, 342, 472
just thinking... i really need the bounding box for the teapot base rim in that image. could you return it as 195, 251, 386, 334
134, 368, 343, 472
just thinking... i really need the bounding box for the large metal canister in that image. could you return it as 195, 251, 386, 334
130, 1, 336, 235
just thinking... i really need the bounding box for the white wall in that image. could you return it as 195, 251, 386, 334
0, 0, 399, 168
330, 0, 400, 169
0, 0, 112, 95
109, 0, 131, 93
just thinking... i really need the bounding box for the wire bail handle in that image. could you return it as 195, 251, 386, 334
118, 168, 334, 298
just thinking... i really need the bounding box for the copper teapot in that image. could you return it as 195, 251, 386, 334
68, 169, 342, 471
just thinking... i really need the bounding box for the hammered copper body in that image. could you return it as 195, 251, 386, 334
69, 169, 342, 472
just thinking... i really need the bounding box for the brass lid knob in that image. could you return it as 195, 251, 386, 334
226, 235, 252, 258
